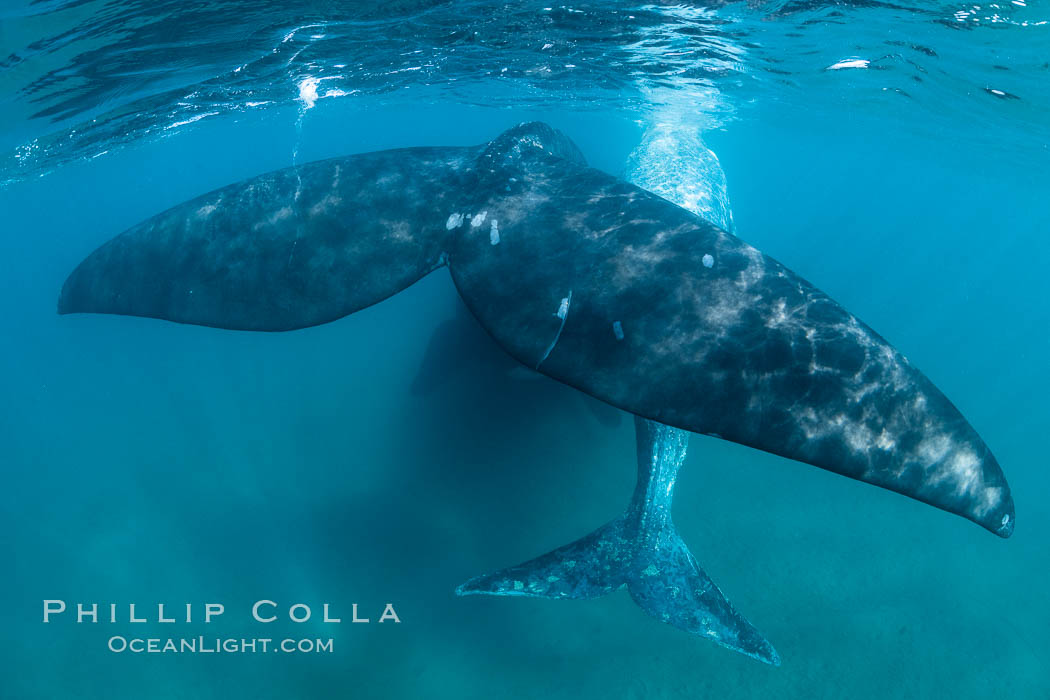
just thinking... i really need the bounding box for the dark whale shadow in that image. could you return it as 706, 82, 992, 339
410, 296, 623, 430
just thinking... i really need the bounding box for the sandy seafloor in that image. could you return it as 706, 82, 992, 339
1, 98, 1048, 699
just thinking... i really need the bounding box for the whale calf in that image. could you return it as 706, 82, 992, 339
59, 122, 1013, 664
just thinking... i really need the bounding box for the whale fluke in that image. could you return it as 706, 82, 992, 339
446, 129, 1015, 539
58, 122, 1013, 538
59, 146, 479, 330
458, 417, 780, 665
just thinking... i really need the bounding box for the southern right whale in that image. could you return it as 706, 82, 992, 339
57, 121, 1014, 664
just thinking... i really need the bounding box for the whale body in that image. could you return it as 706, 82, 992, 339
59, 122, 1014, 663
60, 122, 1013, 538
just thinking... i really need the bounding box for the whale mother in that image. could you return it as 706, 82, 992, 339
58, 122, 1013, 663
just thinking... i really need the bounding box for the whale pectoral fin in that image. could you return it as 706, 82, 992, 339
59, 146, 477, 331
628, 530, 780, 666
456, 516, 631, 600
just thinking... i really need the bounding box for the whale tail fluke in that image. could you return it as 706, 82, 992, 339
456, 516, 631, 600
57, 146, 478, 331
627, 524, 780, 666
457, 511, 778, 665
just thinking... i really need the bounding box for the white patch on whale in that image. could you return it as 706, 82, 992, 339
555, 297, 570, 320
537, 292, 572, 368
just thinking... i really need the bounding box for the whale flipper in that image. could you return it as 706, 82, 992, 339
59, 146, 479, 331
458, 417, 779, 665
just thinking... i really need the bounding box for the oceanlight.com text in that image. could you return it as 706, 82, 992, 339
107, 636, 335, 654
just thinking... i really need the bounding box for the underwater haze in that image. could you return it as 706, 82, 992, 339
1, 1, 1048, 698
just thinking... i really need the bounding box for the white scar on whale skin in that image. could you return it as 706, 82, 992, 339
490, 219, 500, 245
537, 291, 572, 368
446, 212, 464, 230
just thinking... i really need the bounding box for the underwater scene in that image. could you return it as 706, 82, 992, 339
1, 1, 1048, 698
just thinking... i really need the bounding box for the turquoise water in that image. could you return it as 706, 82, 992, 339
2, 2, 1049, 698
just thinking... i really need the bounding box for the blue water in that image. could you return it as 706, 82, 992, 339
1, 2, 1048, 698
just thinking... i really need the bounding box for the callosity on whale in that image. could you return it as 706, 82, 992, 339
59, 122, 1013, 664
